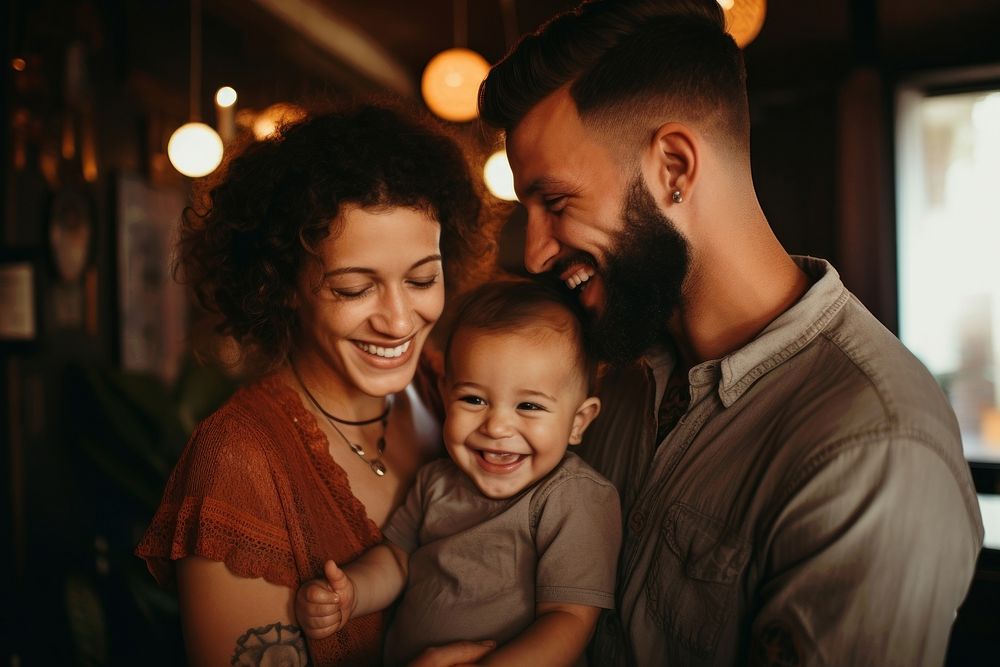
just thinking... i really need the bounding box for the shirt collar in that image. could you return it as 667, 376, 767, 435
715, 256, 851, 407
639, 257, 850, 408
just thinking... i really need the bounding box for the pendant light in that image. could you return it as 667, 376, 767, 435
482, 0, 518, 201
421, 0, 490, 122
252, 102, 307, 141
168, 0, 223, 178
215, 85, 237, 144
716, 0, 766, 48
484, 150, 517, 201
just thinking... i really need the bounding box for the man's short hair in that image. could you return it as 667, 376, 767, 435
444, 279, 598, 393
479, 0, 749, 154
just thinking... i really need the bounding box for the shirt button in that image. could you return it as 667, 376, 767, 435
629, 511, 645, 532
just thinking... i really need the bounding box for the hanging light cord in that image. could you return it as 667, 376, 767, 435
190, 0, 201, 121
500, 0, 519, 51
454, 0, 468, 48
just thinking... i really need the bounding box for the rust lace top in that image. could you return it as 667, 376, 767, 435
135, 373, 388, 665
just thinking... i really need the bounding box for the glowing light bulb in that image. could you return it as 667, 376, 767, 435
717, 0, 766, 47
483, 150, 517, 201
215, 86, 237, 108
252, 103, 307, 140
167, 122, 224, 177
421, 48, 490, 122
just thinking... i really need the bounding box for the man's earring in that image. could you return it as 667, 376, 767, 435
672, 190, 683, 204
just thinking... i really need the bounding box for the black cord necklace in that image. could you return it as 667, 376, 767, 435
290, 362, 392, 477
290, 363, 391, 425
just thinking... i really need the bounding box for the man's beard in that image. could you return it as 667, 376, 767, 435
586, 176, 690, 365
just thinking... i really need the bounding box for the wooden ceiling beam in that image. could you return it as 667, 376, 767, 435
249, 0, 415, 95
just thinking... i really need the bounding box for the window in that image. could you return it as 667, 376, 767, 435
896, 76, 1000, 466
897, 71, 1000, 551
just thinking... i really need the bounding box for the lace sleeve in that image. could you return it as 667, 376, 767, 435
135, 410, 298, 588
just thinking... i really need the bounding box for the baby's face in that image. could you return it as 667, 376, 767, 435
441, 317, 599, 499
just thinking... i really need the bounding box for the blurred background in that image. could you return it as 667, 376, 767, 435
3, 0, 1000, 664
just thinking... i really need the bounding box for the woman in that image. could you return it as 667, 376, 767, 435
136, 103, 490, 665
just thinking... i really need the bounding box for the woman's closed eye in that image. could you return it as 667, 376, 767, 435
330, 284, 374, 299
328, 273, 439, 299
407, 274, 440, 289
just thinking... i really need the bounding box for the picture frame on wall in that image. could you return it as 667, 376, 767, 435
0, 250, 41, 351
115, 172, 188, 383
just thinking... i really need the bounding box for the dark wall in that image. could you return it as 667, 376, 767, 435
1, 2, 291, 664
743, 0, 1000, 331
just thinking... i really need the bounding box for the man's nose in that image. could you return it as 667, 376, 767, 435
523, 211, 560, 274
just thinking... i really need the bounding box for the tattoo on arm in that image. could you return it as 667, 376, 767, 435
231, 622, 309, 666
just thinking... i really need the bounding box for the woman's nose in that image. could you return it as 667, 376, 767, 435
371, 286, 413, 338
523, 211, 561, 275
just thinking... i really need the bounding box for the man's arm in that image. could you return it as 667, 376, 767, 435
751, 438, 982, 667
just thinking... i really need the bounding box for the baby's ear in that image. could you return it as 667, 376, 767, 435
568, 396, 602, 445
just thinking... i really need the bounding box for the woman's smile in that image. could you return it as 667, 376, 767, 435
352, 338, 414, 361
294, 205, 445, 402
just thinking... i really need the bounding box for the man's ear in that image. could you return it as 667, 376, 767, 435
644, 121, 699, 207
568, 396, 602, 445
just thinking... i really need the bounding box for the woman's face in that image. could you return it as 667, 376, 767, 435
294, 205, 445, 400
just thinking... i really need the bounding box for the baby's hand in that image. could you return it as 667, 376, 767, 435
295, 560, 356, 640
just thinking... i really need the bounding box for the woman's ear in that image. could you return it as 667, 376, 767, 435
644, 121, 699, 207
568, 396, 602, 445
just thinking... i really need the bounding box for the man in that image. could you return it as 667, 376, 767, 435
478, 0, 984, 665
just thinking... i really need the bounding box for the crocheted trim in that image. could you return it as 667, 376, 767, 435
259, 375, 383, 546
138, 495, 298, 589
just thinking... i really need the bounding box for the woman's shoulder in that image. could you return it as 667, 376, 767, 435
211, 370, 304, 418
186, 373, 301, 462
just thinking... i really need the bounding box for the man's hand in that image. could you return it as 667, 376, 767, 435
294, 560, 356, 640
407, 640, 496, 667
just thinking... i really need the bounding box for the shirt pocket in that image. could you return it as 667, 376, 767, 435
645, 502, 749, 657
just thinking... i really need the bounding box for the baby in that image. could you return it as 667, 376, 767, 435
296, 279, 622, 666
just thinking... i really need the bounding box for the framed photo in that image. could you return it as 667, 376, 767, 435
0, 251, 40, 349
116, 173, 188, 382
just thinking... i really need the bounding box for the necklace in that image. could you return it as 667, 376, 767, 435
290, 362, 392, 477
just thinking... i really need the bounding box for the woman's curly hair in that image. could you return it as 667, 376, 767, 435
177, 101, 485, 372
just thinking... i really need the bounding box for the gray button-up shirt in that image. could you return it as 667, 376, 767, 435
580, 256, 983, 666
